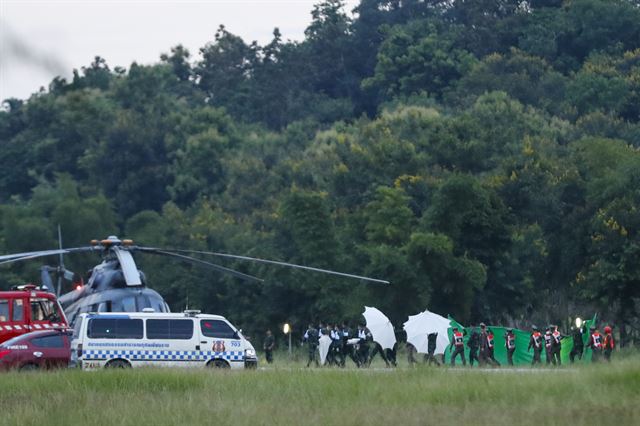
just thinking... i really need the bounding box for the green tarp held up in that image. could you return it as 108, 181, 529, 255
441, 315, 597, 366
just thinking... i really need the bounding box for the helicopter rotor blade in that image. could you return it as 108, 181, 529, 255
136, 247, 390, 285
0, 247, 96, 266
113, 246, 142, 286
139, 249, 263, 283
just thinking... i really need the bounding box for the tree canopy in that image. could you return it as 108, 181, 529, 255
1, 0, 640, 342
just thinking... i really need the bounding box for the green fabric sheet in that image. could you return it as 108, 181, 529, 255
441, 315, 597, 366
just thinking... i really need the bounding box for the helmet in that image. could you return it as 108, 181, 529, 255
604, 326, 612, 333
479, 322, 486, 328
532, 325, 538, 331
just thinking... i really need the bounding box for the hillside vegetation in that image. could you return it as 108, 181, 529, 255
1, 0, 639, 339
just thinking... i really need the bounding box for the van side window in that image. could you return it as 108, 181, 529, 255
88, 318, 143, 339
32, 334, 65, 348
12, 299, 24, 322
0, 299, 8, 322
200, 320, 236, 339
146, 319, 194, 340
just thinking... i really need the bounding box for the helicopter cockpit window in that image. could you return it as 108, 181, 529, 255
110, 297, 136, 313
88, 318, 143, 339
0, 299, 8, 322
200, 320, 236, 339
135, 296, 151, 310
12, 299, 24, 322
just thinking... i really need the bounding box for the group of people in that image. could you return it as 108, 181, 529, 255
262, 321, 617, 367
301, 322, 397, 368
528, 324, 616, 365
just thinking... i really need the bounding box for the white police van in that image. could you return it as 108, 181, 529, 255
70, 310, 258, 370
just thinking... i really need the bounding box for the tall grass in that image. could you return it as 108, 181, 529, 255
1, 358, 638, 426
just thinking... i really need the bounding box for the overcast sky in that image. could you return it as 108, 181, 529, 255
0, 0, 359, 101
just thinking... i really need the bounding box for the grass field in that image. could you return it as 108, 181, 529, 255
1, 355, 639, 426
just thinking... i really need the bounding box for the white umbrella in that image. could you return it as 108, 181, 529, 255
362, 306, 397, 350
318, 334, 332, 365
403, 310, 451, 355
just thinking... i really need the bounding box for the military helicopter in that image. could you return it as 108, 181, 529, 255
0, 235, 389, 326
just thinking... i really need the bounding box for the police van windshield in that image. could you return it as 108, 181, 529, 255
200, 320, 237, 339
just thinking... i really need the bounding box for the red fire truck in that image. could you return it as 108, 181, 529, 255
0, 285, 68, 344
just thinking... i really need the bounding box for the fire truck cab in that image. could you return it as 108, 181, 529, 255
0, 285, 68, 344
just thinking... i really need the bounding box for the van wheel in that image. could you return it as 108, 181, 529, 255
208, 359, 230, 369
20, 364, 38, 372
106, 359, 131, 369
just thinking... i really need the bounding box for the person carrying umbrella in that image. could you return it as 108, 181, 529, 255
449, 327, 466, 366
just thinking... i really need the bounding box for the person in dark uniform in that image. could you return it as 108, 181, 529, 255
544, 327, 554, 365
485, 328, 500, 366
569, 325, 584, 363
449, 327, 466, 366
341, 322, 358, 367
467, 325, 480, 367
587, 326, 603, 363
385, 335, 398, 367
303, 323, 319, 367
407, 342, 418, 366
368, 342, 391, 367
263, 329, 275, 364
505, 328, 516, 366
425, 332, 441, 366
357, 324, 372, 367
603, 326, 615, 362
330, 324, 343, 366
478, 323, 488, 366
528, 325, 543, 365
551, 325, 562, 365
478, 322, 489, 367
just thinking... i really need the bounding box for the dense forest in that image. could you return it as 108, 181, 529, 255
1, 0, 639, 343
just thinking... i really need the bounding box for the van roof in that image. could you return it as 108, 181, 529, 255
82, 312, 227, 321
